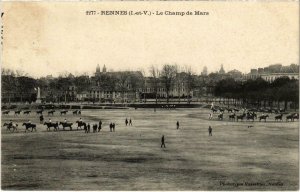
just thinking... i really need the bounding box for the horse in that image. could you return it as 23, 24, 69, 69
259, 115, 269, 122
211, 108, 218, 113
73, 110, 78, 115
246, 113, 257, 121
14, 110, 21, 116
2, 110, 10, 115
23, 110, 31, 115
76, 121, 86, 130
218, 113, 223, 120
60, 110, 68, 115
274, 114, 283, 121
59, 122, 73, 130
93, 124, 98, 133
44, 122, 59, 131
36, 110, 43, 115
229, 113, 236, 121
3, 123, 18, 132
48, 110, 55, 115
236, 113, 246, 121
286, 114, 294, 122
22, 123, 37, 132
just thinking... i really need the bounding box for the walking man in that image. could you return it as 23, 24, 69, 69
176, 121, 179, 129
98, 120, 102, 132
129, 118, 132, 126
161, 135, 166, 148
208, 126, 212, 136
109, 123, 112, 132
112, 123, 115, 132
87, 123, 90, 133
125, 118, 128, 126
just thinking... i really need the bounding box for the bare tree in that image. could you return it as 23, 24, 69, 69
160, 64, 177, 103
149, 65, 160, 104
184, 65, 196, 104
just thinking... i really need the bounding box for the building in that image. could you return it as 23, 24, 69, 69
247, 64, 299, 82
89, 65, 143, 103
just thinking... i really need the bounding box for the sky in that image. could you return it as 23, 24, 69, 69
2, 1, 299, 77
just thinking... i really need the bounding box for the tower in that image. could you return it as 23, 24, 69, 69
96, 64, 101, 74
219, 64, 225, 74
102, 64, 107, 73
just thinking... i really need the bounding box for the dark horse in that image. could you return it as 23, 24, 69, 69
22, 123, 37, 132
2, 110, 10, 115
76, 121, 86, 130
3, 123, 18, 132
36, 110, 43, 115
275, 114, 283, 121
259, 115, 269, 122
236, 113, 246, 121
59, 122, 73, 130
14, 110, 21, 116
23, 110, 31, 115
246, 113, 257, 121
286, 114, 296, 122
44, 122, 59, 131
73, 110, 81, 115
48, 110, 55, 115
60, 110, 68, 115
229, 113, 236, 121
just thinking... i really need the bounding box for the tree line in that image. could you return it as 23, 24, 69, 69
214, 77, 299, 109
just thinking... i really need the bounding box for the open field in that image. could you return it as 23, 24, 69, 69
1, 108, 299, 190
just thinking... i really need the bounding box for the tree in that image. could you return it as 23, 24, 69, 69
160, 64, 177, 103
149, 65, 160, 104
184, 65, 196, 103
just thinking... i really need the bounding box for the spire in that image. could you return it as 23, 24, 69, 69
219, 64, 225, 74
102, 64, 107, 73
96, 64, 100, 73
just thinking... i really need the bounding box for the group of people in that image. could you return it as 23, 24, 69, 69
160, 121, 213, 148
125, 118, 133, 126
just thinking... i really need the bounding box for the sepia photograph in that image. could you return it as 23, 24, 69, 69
1, 1, 299, 190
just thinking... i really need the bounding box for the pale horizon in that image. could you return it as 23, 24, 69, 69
2, 2, 299, 78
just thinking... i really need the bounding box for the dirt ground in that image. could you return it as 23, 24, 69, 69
1, 108, 299, 190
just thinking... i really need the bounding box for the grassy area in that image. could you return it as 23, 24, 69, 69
1, 108, 298, 190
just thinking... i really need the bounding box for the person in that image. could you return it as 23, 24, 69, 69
9, 120, 13, 126
79, 118, 82, 123
161, 135, 166, 148
125, 118, 128, 126
176, 121, 179, 129
98, 120, 102, 132
109, 123, 112, 132
28, 120, 31, 124
209, 113, 212, 120
208, 126, 212, 136
40, 115, 44, 124
87, 123, 90, 133
49, 118, 52, 123
64, 118, 67, 123
112, 123, 115, 132
129, 118, 132, 126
